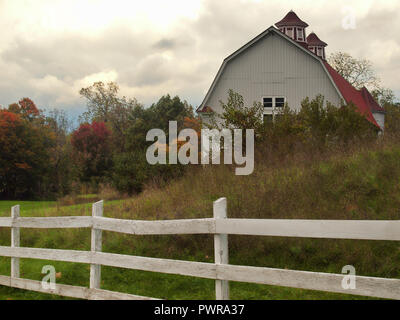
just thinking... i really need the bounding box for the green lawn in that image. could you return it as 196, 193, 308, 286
0, 201, 56, 216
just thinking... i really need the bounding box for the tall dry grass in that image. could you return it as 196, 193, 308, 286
87, 133, 400, 277
5, 132, 400, 279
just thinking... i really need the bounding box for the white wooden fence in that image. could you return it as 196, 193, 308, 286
1, 197, 400, 300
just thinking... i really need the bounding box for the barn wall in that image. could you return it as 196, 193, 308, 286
202, 32, 342, 116
373, 112, 385, 131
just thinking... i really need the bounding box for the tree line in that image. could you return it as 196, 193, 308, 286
0, 52, 398, 200
0, 83, 194, 199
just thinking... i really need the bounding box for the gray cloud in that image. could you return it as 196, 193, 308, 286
153, 38, 177, 50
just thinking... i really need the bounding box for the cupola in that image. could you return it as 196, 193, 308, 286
306, 32, 328, 60
275, 10, 309, 44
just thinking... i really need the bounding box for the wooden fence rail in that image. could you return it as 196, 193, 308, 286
0, 198, 400, 300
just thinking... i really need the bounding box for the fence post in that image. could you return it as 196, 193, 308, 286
11, 205, 20, 278
90, 200, 103, 290
213, 197, 229, 300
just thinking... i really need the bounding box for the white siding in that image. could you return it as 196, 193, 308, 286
202, 32, 341, 116
373, 113, 385, 131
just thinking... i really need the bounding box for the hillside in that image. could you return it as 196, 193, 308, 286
1, 141, 400, 299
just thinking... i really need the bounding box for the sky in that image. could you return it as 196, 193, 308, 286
0, 0, 399, 120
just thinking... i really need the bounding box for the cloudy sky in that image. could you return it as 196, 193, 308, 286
0, 0, 399, 119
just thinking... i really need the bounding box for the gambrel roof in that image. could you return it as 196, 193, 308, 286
197, 26, 342, 110
197, 26, 382, 129
324, 62, 380, 127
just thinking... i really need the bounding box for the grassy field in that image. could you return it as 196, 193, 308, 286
2, 143, 400, 299
0, 201, 376, 300
0, 201, 56, 216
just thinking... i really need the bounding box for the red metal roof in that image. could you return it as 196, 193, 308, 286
360, 87, 385, 113
306, 32, 327, 47
324, 61, 381, 128
275, 10, 309, 28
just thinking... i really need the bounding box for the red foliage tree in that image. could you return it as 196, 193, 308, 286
8, 98, 40, 121
0, 106, 55, 199
71, 121, 112, 182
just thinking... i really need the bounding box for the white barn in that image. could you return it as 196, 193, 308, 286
197, 11, 385, 130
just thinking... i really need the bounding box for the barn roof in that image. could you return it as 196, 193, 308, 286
197, 27, 343, 112
360, 87, 386, 114
197, 25, 384, 130
323, 61, 381, 127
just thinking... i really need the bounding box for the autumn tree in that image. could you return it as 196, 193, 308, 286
79, 81, 142, 152
71, 121, 112, 186
0, 100, 56, 199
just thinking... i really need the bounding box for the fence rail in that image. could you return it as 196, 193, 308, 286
0, 198, 400, 300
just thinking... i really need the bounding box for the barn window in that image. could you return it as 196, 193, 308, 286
297, 28, 304, 41
275, 97, 285, 107
263, 97, 273, 108
262, 97, 286, 123
286, 28, 294, 39
263, 97, 285, 108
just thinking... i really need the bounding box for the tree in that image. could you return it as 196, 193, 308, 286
328, 52, 396, 107
46, 109, 73, 195
371, 87, 396, 107
297, 96, 376, 146
71, 122, 112, 185
79, 81, 142, 152
212, 89, 264, 135
383, 103, 400, 136
0, 100, 56, 199
328, 52, 380, 89
111, 95, 192, 194
123, 94, 194, 151
8, 98, 41, 122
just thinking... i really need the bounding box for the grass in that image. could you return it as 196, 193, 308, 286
1, 142, 400, 299
0, 201, 56, 216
